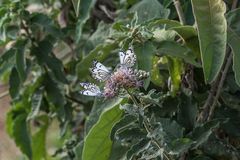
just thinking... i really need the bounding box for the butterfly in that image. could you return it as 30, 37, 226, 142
119, 48, 136, 67
79, 82, 102, 96
90, 60, 111, 82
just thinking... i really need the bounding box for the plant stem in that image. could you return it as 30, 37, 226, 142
232, 0, 238, 9
173, 0, 186, 25
65, 95, 84, 105
125, 89, 171, 160
207, 53, 233, 121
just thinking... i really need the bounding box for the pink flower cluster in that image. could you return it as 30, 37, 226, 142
103, 66, 146, 98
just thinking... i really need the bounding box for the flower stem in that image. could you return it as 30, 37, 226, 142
125, 88, 171, 160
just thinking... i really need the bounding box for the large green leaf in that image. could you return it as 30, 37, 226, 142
75, 0, 97, 42
130, 0, 170, 23
82, 102, 123, 160
226, 8, 240, 87
85, 97, 123, 135
191, 0, 227, 83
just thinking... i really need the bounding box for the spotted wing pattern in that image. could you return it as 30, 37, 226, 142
90, 60, 110, 82
119, 48, 136, 67
79, 83, 102, 96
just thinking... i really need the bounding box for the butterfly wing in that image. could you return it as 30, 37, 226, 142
119, 48, 136, 67
90, 60, 110, 82
79, 83, 102, 96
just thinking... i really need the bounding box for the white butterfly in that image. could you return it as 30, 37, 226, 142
90, 60, 111, 82
79, 82, 102, 96
119, 48, 136, 67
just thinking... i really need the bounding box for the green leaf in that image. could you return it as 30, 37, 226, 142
189, 120, 219, 149
44, 74, 66, 122
27, 88, 43, 120
0, 48, 15, 65
74, 141, 84, 160
169, 26, 200, 58
202, 135, 239, 159
177, 92, 198, 131
76, 42, 118, 79
110, 114, 137, 140
148, 19, 181, 29
191, 0, 227, 83
167, 57, 183, 95
170, 26, 198, 40
126, 139, 150, 159
135, 42, 156, 89
156, 41, 200, 66
30, 13, 52, 26
32, 115, 49, 160
33, 39, 67, 83
169, 138, 193, 155
159, 118, 184, 143
151, 56, 164, 87
109, 141, 129, 160
9, 67, 21, 98
15, 39, 28, 82
72, 0, 81, 17
13, 114, 32, 159
226, 8, 240, 87
153, 29, 176, 42
130, 0, 170, 23
215, 107, 240, 138
0, 48, 15, 77
75, 0, 97, 42
85, 97, 123, 135
46, 52, 68, 84
6, 25, 19, 40
82, 103, 123, 160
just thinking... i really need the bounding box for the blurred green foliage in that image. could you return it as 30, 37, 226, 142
1, 0, 240, 160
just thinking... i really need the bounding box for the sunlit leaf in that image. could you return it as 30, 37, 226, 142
31, 115, 49, 160
167, 57, 183, 96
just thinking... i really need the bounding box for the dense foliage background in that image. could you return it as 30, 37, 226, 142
1, 0, 240, 159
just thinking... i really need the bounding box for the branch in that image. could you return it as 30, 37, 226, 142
172, 0, 186, 25
65, 95, 84, 105
207, 53, 233, 121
